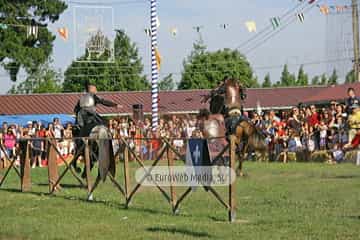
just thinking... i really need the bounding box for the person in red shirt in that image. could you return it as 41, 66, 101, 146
307, 105, 319, 127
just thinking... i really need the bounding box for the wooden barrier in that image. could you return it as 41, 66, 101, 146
0, 135, 237, 222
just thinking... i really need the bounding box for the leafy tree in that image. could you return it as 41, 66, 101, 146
328, 69, 338, 85
262, 73, 272, 88
8, 60, 62, 94
311, 76, 320, 85
63, 29, 149, 92
345, 69, 355, 83
280, 64, 295, 86
0, 1, 67, 81
296, 65, 308, 86
159, 73, 176, 90
320, 74, 328, 85
178, 40, 257, 89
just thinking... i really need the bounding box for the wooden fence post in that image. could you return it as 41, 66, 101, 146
229, 135, 236, 222
124, 146, 130, 208
48, 140, 60, 193
21, 141, 31, 192
166, 143, 177, 213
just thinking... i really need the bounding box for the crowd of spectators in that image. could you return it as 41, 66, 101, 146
1, 88, 360, 168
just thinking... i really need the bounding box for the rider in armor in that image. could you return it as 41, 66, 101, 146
202, 77, 247, 135
74, 81, 121, 137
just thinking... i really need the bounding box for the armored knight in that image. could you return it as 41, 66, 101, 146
202, 77, 247, 135
74, 81, 120, 137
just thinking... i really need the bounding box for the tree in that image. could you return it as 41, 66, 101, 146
178, 40, 257, 89
311, 76, 320, 85
346, 69, 355, 83
0, 1, 67, 81
328, 69, 338, 85
262, 73, 272, 88
280, 64, 296, 86
63, 29, 149, 92
8, 60, 62, 94
320, 74, 328, 85
159, 74, 176, 90
296, 65, 308, 86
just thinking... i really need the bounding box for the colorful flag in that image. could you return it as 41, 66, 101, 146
270, 17, 280, 30
57, 27, 68, 40
245, 21, 257, 32
144, 28, 151, 37
26, 25, 38, 39
320, 5, 329, 15
297, 13, 305, 23
170, 27, 178, 36
220, 24, 229, 29
154, 47, 161, 70
336, 5, 345, 12
156, 16, 160, 29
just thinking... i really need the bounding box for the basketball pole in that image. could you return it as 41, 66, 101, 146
150, 0, 159, 131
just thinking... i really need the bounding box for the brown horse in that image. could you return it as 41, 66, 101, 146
201, 77, 267, 176
232, 120, 267, 176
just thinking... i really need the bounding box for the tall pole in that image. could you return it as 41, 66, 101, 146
150, 0, 159, 131
352, 0, 360, 82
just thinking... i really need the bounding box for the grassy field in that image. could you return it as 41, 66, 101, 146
0, 162, 360, 240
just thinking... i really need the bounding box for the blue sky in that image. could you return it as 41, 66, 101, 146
0, 0, 354, 93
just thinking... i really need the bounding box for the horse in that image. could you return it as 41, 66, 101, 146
201, 78, 267, 176
72, 124, 116, 197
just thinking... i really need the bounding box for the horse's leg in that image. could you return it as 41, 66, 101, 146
87, 173, 101, 201
236, 144, 248, 177
72, 140, 83, 174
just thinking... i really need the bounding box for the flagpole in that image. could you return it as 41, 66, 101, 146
150, 0, 159, 131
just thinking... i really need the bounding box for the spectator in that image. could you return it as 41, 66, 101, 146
3, 128, 16, 159
347, 103, 360, 142
31, 129, 43, 168
346, 87, 360, 114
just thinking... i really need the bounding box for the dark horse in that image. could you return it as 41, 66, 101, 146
201, 78, 267, 176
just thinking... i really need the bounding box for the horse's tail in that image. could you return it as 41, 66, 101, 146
97, 126, 114, 182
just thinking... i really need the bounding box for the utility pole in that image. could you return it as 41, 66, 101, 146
352, 0, 360, 82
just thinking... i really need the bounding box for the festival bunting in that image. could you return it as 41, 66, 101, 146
319, 5, 329, 15
58, 27, 68, 41
297, 13, 305, 23
245, 21, 257, 32
270, 17, 280, 30
154, 47, 162, 70
26, 25, 38, 39
170, 27, 178, 36
220, 24, 229, 29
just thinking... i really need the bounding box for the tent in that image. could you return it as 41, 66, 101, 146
0, 114, 75, 127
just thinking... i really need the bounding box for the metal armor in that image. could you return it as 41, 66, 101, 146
79, 93, 96, 112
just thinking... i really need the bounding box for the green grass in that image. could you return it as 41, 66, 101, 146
0, 162, 360, 240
